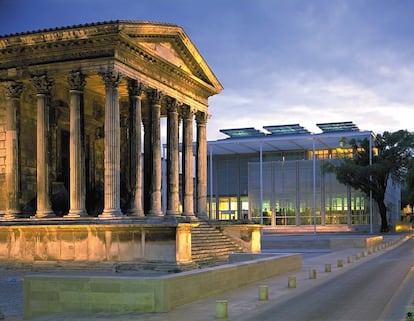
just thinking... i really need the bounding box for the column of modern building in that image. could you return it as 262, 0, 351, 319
2, 68, 208, 220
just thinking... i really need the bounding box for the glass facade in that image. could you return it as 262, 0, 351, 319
207, 154, 375, 227
206, 126, 400, 230
247, 159, 370, 226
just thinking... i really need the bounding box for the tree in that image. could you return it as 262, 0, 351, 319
325, 130, 414, 232
402, 158, 414, 210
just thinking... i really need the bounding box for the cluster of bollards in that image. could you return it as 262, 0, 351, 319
215, 239, 401, 319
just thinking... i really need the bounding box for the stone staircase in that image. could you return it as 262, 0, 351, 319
191, 222, 243, 268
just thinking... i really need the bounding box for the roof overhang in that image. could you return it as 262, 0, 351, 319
207, 130, 375, 156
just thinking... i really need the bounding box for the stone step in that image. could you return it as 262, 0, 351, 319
192, 238, 234, 245
191, 222, 243, 266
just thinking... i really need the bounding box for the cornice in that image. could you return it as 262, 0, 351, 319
0, 35, 118, 70
0, 20, 179, 43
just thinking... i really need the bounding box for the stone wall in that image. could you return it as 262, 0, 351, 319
23, 253, 302, 319
0, 222, 195, 267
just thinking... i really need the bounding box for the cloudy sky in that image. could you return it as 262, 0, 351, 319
1, 0, 414, 140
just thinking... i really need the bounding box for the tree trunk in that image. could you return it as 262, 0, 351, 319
378, 200, 389, 232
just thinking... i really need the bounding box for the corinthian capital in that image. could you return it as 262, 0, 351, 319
68, 70, 87, 91
99, 70, 122, 88
165, 96, 179, 113
4, 81, 24, 99
127, 79, 146, 97
147, 88, 164, 105
31, 73, 54, 94
180, 104, 195, 120
195, 111, 209, 125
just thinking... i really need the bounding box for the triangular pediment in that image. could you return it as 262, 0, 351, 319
139, 41, 192, 73
119, 21, 223, 94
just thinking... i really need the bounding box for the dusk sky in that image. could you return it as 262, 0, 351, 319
1, 0, 414, 140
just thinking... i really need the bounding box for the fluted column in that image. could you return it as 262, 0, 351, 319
181, 105, 195, 218
4, 81, 23, 218
165, 97, 180, 216
127, 79, 145, 216
142, 109, 152, 214
31, 74, 55, 218
196, 111, 208, 218
66, 71, 88, 217
147, 89, 163, 216
99, 70, 123, 218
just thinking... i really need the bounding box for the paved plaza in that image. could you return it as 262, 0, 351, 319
0, 233, 410, 321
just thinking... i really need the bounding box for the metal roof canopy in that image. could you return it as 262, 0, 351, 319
317, 121, 359, 133
208, 129, 374, 156
219, 127, 266, 138
263, 124, 310, 136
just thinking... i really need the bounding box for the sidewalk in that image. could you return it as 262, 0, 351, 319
1, 233, 410, 321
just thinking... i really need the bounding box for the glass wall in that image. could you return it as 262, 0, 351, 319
248, 159, 371, 226
207, 154, 257, 221
206, 149, 387, 228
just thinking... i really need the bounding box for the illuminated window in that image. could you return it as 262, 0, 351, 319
308, 149, 329, 160
333, 147, 353, 158
218, 197, 238, 220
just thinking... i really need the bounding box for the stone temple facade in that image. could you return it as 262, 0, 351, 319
0, 20, 223, 219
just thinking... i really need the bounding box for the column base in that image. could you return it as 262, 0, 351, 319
166, 210, 181, 216
99, 209, 123, 218
127, 208, 145, 217
148, 209, 164, 217
66, 209, 88, 218
3, 210, 22, 219
34, 210, 56, 218
182, 212, 197, 220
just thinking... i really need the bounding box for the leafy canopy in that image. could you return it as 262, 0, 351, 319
325, 130, 414, 232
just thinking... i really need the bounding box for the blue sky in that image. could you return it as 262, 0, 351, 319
1, 0, 414, 140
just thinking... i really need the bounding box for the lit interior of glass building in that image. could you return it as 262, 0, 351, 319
206, 122, 401, 232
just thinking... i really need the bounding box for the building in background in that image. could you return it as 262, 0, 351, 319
206, 122, 401, 232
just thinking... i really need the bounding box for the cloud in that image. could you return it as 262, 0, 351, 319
207, 68, 414, 140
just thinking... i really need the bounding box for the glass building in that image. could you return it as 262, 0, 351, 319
206, 122, 401, 232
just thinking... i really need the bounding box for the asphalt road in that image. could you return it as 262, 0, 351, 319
238, 237, 414, 321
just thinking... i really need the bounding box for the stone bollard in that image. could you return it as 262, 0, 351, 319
355, 253, 361, 260
325, 263, 332, 272
347, 256, 353, 264
216, 300, 228, 319
309, 269, 317, 279
288, 276, 296, 288
337, 259, 344, 268
362, 251, 367, 257
258, 285, 269, 301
